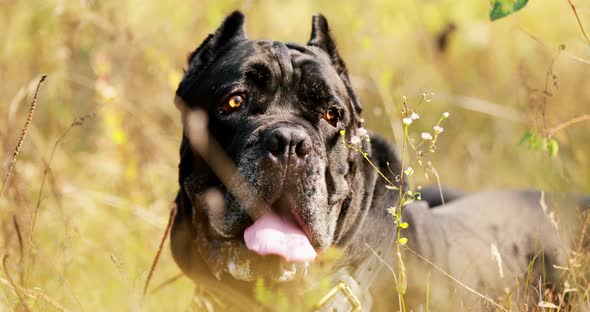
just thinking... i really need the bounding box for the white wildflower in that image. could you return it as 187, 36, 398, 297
402, 95, 407, 101
421, 132, 433, 140
357, 127, 368, 138
404, 167, 414, 176
433, 125, 444, 134
402, 118, 413, 126
387, 206, 397, 215
350, 135, 361, 146
443, 112, 450, 118
410, 112, 420, 120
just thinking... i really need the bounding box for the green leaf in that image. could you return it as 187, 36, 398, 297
541, 137, 548, 150
490, 0, 528, 21
519, 130, 542, 150
519, 130, 533, 145
547, 139, 559, 157
529, 135, 541, 150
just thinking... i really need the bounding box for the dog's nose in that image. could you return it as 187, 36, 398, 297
263, 128, 312, 162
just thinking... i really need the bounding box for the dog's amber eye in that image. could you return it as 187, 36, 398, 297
324, 108, 339, 126
221, 94, 245, 113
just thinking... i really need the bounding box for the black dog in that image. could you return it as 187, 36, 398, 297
170, 11, 583, 311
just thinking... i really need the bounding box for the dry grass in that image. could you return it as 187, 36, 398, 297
0, 75, 46, 199
0, 0, 589, 310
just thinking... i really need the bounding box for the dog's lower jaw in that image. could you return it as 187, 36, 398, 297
172, 207, 312, 282
224, 251, 310, 282
196, 234, 312, 282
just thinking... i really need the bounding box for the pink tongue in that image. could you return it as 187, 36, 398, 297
244, 210, 317, 262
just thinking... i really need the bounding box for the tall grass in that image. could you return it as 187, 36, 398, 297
0, 0, 589, 310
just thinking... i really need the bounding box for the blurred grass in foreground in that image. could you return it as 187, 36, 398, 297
0, 0, 589, 310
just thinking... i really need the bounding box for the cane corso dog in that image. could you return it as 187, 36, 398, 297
170, 11, 588, 311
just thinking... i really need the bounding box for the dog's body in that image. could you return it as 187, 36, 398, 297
170, 11, 584, 311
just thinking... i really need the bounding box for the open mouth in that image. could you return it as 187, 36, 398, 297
244, 208, 317, 262
197, 191, 320, 282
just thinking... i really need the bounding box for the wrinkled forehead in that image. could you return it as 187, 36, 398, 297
208, 40, 347, 95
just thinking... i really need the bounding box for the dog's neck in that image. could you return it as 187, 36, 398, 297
335, 134, 402, 266
311, 134, 402, 310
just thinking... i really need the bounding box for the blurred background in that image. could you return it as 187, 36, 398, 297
0, 0, 589, 310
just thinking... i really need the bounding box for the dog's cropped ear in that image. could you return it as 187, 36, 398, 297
308, 14, 363, 114
176, 11, 246, 103
308, 14, 346, 76
188, 11, 247, 71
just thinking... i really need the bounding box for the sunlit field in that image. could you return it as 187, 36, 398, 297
1, 0, 589, 310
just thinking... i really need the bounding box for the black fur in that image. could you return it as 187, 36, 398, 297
171, 10, 400, 286
170, 11, 576, 310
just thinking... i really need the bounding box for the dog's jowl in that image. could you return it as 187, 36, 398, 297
170, 10, 585, 311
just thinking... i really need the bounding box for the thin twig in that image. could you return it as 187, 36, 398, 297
37, 154, 64, 214
519, 27, 590, 65
62, 279, 84, 312
365, 243, 403, 309
517, 29, 566, 134
182, 108, 267, 221
404, 246, 508, 312
149, 273, 184, 295
2, 255, 31, 312
567, 0, 590, 46
563, 50, 590, 65
365, 243, 398, 285
110, 253, 123, 276
25, 111, 97, 286
427, 161, 445, 205
437, 93, 525, 123
12, 216, 24, 285
31, 112, 97, 234
575, 210, 590, 252
541, 49, 561, 130
143, 203, 177, 297
0, 75, 47, 200
0, 276, 69, 311
546, 115, 590, 138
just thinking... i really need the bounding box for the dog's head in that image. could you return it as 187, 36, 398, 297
174, 11, 372, 282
